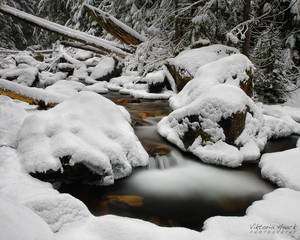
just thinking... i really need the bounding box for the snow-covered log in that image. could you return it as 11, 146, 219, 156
0, 79, 61, 107
60, 41, 106, 56
0, 5, 130, 58
84, 4, 146, 46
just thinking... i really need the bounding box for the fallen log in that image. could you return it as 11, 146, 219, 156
84, 4, 146, 46
60, 41, 106, 56
0, 5, 130, 58
0, 79, 61, 108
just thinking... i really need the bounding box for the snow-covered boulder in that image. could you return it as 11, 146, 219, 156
158, 85, 263, 167
170, 54, 254, 110
17, 91, 148, 185
166, 44, 239, 91
74, 49, 93, 61
0, 66, 39, 86
38, 71, 67, 88
0, 196, 54, 240
144, 70, 169, 93
45, 80, 85, 98
260, 148, 300, 190
91, 56, 122, 81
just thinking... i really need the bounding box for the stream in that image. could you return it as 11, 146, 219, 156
59, 92, 298, 231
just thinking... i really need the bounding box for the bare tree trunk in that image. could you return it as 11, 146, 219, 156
242, 0, 251, 57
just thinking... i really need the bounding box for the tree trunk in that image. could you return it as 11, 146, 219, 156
242, 0, 251, 57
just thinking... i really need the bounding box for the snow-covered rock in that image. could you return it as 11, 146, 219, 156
260, 148, 300, 190
0, 66, 39, 86
0, 95, 27, 147
74, 49, 93, 61
91, 56, 121, 81
144, 70, 167, 93
38, 71, 67, 88
158, 85, 263, 167
166, 44, 239, 91
17, 91, 148, 185
0, 196, 54, 240
170, 54, 254, 110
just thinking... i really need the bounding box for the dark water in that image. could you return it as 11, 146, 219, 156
59, 92, 298, 231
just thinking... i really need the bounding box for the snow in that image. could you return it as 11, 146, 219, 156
0, 78, 64, 104
74, 49, 93, 61
260, 148, 300, 190
82, 81, 109, 94
0, 95, 27, 148
0, 196, 54, 240
201, 188, 300, 240
0, 147, 90, 232
144, 70, 165, 84
17, 91, 148, 185
122, 89, 173, 100
0, 5, 129, 57
0, 66, 38, 86
90, 56, 115, 80
39, 71, 67, 88
45, 80, 85, 98
163, 65, 177, 93
167, 44, 239, 78
158, 84, 262, 167
170, 54, 254, 109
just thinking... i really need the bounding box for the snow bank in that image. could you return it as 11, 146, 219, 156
0, 95, 27, 148
260, 148, 300, 190
56, 215, 200, 240
158, 85, 262, 167
167, 44, 239, 77
0, 196, 54, 240
0, 147, 90, 232
17, 91, 148, 185
170, 54, 254, 109
201, 188, 300, 240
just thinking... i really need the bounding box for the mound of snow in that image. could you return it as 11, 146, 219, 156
170, 54, 254, 109
0, 67, 38, 86
45, 80, 85, 98
167, 44, 239, 77
82, 81, 108, 94
55, 215, 200, 240
17, 91, 148, 185
39, 71, 67, 88
0, 96, 27, 147
158, 85, 263, 167
260, 148, 300, 190
0, 196, 54, 240
91, 56, 116, 81
201, 188, 300, 240
0, 147, 90, 232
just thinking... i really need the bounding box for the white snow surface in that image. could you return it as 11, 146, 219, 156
39, 71, 67, 88
201, 188, 300, 240
0, 147, 90, 233
170, 53, 254, 109
0, 78, 64, 104
82, 81, 109, 94
144, 70, 165, 84
0, 95, 27, 148
167, 44, 239, 78
260, 148, 300, 190
158, 85, 262, 167
45, 80, 85, 98
90, 56, 115, 80
0, 66, 38, 86
0, 196, 54, 240
17, 91, 148, 185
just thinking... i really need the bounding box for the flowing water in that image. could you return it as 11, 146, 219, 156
59, 92, 298, 231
